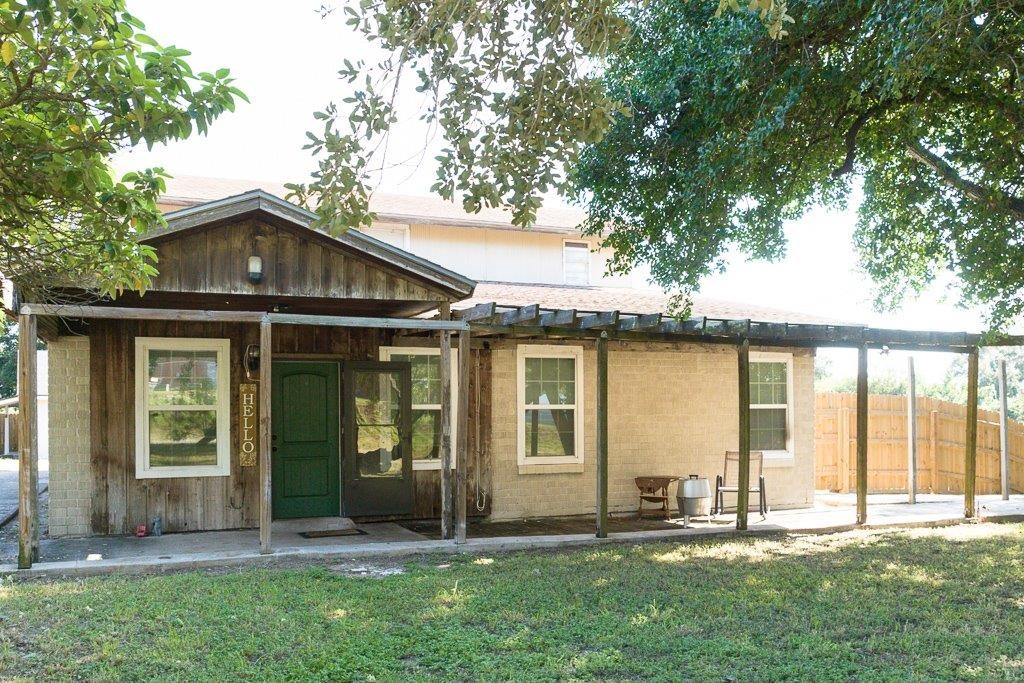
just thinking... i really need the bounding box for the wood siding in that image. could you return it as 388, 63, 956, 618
149, 218, 440, 302
88, 321, 490, 534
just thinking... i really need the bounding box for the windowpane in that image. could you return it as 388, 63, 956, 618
524, 357, 575, 405
148, 410, 218, 467
523, 408, 576, 457
751, 407, 787, 451
411, 408, 441, 460
750, 361, 787, 405
353, 370, 404, 477
147, 350, 218, 406
391, 354, 441, 405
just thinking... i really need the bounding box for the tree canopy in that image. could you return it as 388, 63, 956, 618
0, 0, 245, 300
309, 0, 1024, 329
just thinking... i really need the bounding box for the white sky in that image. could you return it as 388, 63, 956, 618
113, 0, 995, 383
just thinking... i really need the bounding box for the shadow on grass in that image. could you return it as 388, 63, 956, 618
1, 523, 1023, 681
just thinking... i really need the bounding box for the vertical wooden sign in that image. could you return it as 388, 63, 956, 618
240, 383, 259, 467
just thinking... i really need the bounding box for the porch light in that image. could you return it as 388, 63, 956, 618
247, 255, 263, 284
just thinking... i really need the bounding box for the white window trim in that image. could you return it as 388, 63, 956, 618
517, 344, 585, 467
562, 239, 591, 286
135, 337, 231, 479
750, 351, 795, 460
379, 346, 457, 470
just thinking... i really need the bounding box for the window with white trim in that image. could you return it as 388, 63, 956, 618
749, 352, 794, 455
517, 345, 584, 465
563, 240, 590, 285
379, 346, 457, 470
135, 338, 230, 478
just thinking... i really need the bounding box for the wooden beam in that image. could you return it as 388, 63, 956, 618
579, 310, 619, 330
268, 313, 468, 331
17, 313, 38, 569
453, 302, 497, 323
21, 303, 265, 323
965, 347, 979, 518
999, 359, 1010, 501
455, 329, 471, 544
736, 339, 751, 530
907, 356, 917, 504
856, 344, 869, 525
617, 313, 661, 332
596, 331, 609, 538
497, 304, 541, 326
439, 302, 454, 540
259, 317, 273, 554
538, 309, 577, 327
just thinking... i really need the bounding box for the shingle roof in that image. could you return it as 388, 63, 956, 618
156, 174, 585, 234
457, 281, 855, 326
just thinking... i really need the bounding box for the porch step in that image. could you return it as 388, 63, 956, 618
271, 517, 357, 534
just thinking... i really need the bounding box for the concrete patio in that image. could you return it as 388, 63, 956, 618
2, 493, 1022, 579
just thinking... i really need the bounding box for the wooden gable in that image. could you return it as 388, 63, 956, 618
147, 216, 443, 303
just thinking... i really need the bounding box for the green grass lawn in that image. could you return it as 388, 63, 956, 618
2, 524, 1024, 681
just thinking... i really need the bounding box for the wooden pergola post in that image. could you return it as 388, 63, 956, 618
965, 347, 979, 518
439, 302, 454, 540
907, 356, 917, 504
259, 316, 273, 554
998, 359, 1010, 501
736, 338, 751, 531
596, 332, 609, 538
17, 313, 38, 569
455, 328, 470, 544
856, 343, 869, 525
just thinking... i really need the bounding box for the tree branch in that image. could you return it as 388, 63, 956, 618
831, 107, 881, 178
906, 141, 1024, 220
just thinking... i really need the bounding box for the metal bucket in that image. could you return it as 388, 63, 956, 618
677, 476, 712, 522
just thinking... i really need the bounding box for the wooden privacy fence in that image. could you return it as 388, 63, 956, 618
815, 393, 1024, 494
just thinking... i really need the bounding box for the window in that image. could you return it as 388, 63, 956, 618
135, 338, 230, 478
379, 347, 457, 470
563, 240, 590, 285
517, 345, 584, 465
749, 352, 793, 455
360, 222, 411, 250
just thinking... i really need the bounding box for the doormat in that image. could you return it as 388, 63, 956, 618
299, 528, 368, 539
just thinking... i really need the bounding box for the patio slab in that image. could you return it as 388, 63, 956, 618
2, 494, 1022, 579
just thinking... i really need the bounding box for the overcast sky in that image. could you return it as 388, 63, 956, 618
113, 0, 992, 382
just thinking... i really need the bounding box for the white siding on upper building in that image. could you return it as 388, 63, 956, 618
375, 222, 649, 288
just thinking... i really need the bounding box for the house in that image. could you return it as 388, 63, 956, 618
13, 178, 995, 563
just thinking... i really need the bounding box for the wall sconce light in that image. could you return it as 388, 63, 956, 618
247, 255, 263, 284
244, 344, 260, 380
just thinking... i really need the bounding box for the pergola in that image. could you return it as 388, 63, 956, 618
448, 302, 1024, 535
13, 300, 1024, 569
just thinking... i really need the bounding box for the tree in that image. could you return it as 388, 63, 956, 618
576, 0, 1024, 326
308, 0, 1024, 328
0, 0, 245, 300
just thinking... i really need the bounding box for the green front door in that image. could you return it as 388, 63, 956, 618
272, 361, 340, 519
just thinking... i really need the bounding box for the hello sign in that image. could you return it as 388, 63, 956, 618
240, 383, 259, 467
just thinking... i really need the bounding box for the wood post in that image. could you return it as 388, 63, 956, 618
736, 338, 751, 531
998, 359, 1010, 501
965, 347, 979, 518
907, 356, 917, 504
17, 313, 38, 569
455, 328, 470, 544
856, 344, 868, 525
259, 317, 273, 554
439, 301, 453, 540
838, 406, 851, 493
596, 332, 609, 538
928, 409, 938, 493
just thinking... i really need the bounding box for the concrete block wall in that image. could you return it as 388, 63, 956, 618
488, 341, 816, 521
46, 335, 91, 538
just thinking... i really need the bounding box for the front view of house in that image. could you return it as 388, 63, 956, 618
32, 188, 819, 544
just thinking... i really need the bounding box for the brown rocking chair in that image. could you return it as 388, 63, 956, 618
713, 451, 768, 518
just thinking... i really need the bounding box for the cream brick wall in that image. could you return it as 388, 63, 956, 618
46, 336, 91, 538
488, 341, 815, 520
